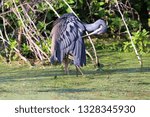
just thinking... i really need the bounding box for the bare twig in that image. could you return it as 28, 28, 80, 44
44, 0, 60, 18
0, 30, 31, 66
115, 0, 142, 67
12, 0, 49, 61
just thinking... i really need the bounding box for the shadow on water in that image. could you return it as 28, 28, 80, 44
37, 88, 94, 93
137, 82, 150, 85
37, 87, 150, 94
102, 67, 150, 74
0, 66, 149, 83
0, 69, 65, 82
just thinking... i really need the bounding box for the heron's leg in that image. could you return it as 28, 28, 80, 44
76, 66, 78, 77
76, 66, 84, 76
63, 56, 69, 74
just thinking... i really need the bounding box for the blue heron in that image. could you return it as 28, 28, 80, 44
50, 13, 107, 75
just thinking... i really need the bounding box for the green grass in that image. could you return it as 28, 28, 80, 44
0, 51, 150, 99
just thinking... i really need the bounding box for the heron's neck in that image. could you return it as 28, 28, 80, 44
83, 20, 100, 32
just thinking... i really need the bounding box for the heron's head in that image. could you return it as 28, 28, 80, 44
93, 19, 107, 35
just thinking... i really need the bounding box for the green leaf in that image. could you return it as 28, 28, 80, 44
10, 39, 17, 49
99, 2, 105, 6
66, 8, 72, 13
68, 0, 75, 4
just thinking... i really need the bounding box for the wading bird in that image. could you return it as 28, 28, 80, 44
50, 13, 107, 75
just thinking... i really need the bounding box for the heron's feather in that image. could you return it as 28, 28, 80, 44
50, 13, 86, 66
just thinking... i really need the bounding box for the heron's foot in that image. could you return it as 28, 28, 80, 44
54, 75, 58, 79
96, 63, 104, 68
96, 67, 104, 72
76, 66, 84, 77
64, 70, 70, 75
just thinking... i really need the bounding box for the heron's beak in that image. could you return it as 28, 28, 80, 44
82, 25, 107, 38
97, 25, 107, 34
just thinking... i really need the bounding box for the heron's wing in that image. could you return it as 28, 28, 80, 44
50, 13, 86, 66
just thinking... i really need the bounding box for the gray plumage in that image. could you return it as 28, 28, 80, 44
50, 13, 107, 74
